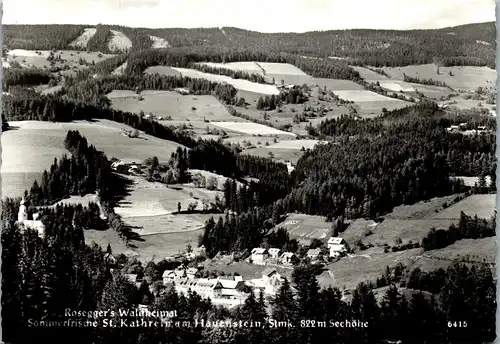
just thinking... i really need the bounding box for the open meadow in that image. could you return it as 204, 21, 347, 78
68, 28, 96, 49
273, 213, 332, 242
109, 30, 133, 52
171, 67, 281, 95
381, 64, 496, 91
199, 61, 264, 75
430, 194, 496, 219
109, 90, 243, 122
150, 35, 170, 48
5, 49, 116, 69
144, 65, 183, 77
342, 218, 455, 248
1, 120, 184, 198
211, 121, 296, 136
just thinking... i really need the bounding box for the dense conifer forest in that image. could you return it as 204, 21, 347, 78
1, 20, 497, 344
4, 22, 495, 67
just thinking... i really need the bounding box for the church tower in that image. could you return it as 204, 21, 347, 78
18, 198, 28, 223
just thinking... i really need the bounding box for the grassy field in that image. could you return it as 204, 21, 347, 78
265, 139, 326, 150
308, 78, 365, 91
5, 49, 116, 69
1, 120, 184, 198
452, 176, 492, 187
273, 213, 332, 242
149, 35, 169, 49
144, 66, 183, 77
109, 30, 132, 52
114, 175, 223, 218
342, 218, 455, 248
199, 62, 264, 75
242, 147, 304, 164
171, 67, 280, 95
350, 66, 390, 80
318, 248, 423, 290
109, 90, 242, 122
112, 61, 128, 75
211, 121, 296, 136
381, 64, 496, 91
430, 194, 496, 219
385, 194, 467, 220
68, 28, 96, 49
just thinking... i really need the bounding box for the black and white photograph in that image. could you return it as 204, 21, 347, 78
0, 0, 497, 343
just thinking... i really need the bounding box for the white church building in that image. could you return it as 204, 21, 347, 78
17, 198, 45, 238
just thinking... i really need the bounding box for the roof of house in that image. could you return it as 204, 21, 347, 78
251, 248, 267, 254
186, 268, 199, 274
162, 270, 175, 278
280, 252, 296, 258
328, 237, 345, 244
307, 248, 321, 256
125, 274, 138, 283
262, 267, 277, 277
218, 279, 243, 289
268, 248, 281, 253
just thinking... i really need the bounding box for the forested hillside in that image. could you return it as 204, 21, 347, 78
3, 22, 495, 67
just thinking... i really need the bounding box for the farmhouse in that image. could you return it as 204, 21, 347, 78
162, 270, 177, 284
246, 268, 284, 297
268, 248, 281, 259
328, 237, 347, 257
186, 267, 200, 279
251, 248, 269, 265
17, 199, 45, 238
175, 278, 224, 300
280, 252, 297, 265
306, 248, 321, 261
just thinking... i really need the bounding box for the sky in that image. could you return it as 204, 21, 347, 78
2, 0, 496, 32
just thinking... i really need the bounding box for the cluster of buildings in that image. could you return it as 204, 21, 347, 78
17, 198, 46, 238
162, 266, 284, 308
250, 237, 347, 266
446, 122, 488, 135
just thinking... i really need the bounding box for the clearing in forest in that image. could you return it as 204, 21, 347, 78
69, 28, 97, 49
171, 67, 280, 95
108, 30, 132, 52
430, 194, 496, 220
150, 35, 170, 49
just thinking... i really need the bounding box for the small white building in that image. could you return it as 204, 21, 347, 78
162, 270, 176, 285
246, 268, 283, 297
251, 248, 269, 265
268, 248, 281, 259
175, 278, 223, 300
17, 199, 45, 238
186, 267, 200, 279
328, 237, 347, 257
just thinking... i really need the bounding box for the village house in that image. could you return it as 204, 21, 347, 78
328, 237, 347, 257
125, 273, 143, 288
246, 268, 283, 297
268, 248, 281, 259
186, 267, 200, 279
251, 248, 269, 265
174, 278, 223, 300
280, 252, 297, 265
17, 198, 45, 238
306, 248, 321, 261
162, 270, 177, 285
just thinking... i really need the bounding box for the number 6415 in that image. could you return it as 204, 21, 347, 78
448, 321, 467, 328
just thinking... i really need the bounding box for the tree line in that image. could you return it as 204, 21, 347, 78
422, 211, 495, 250
3, 67, 53, 90
4, 23, 495, 68
124, 48, 361, 81
85, 24, 113, 54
